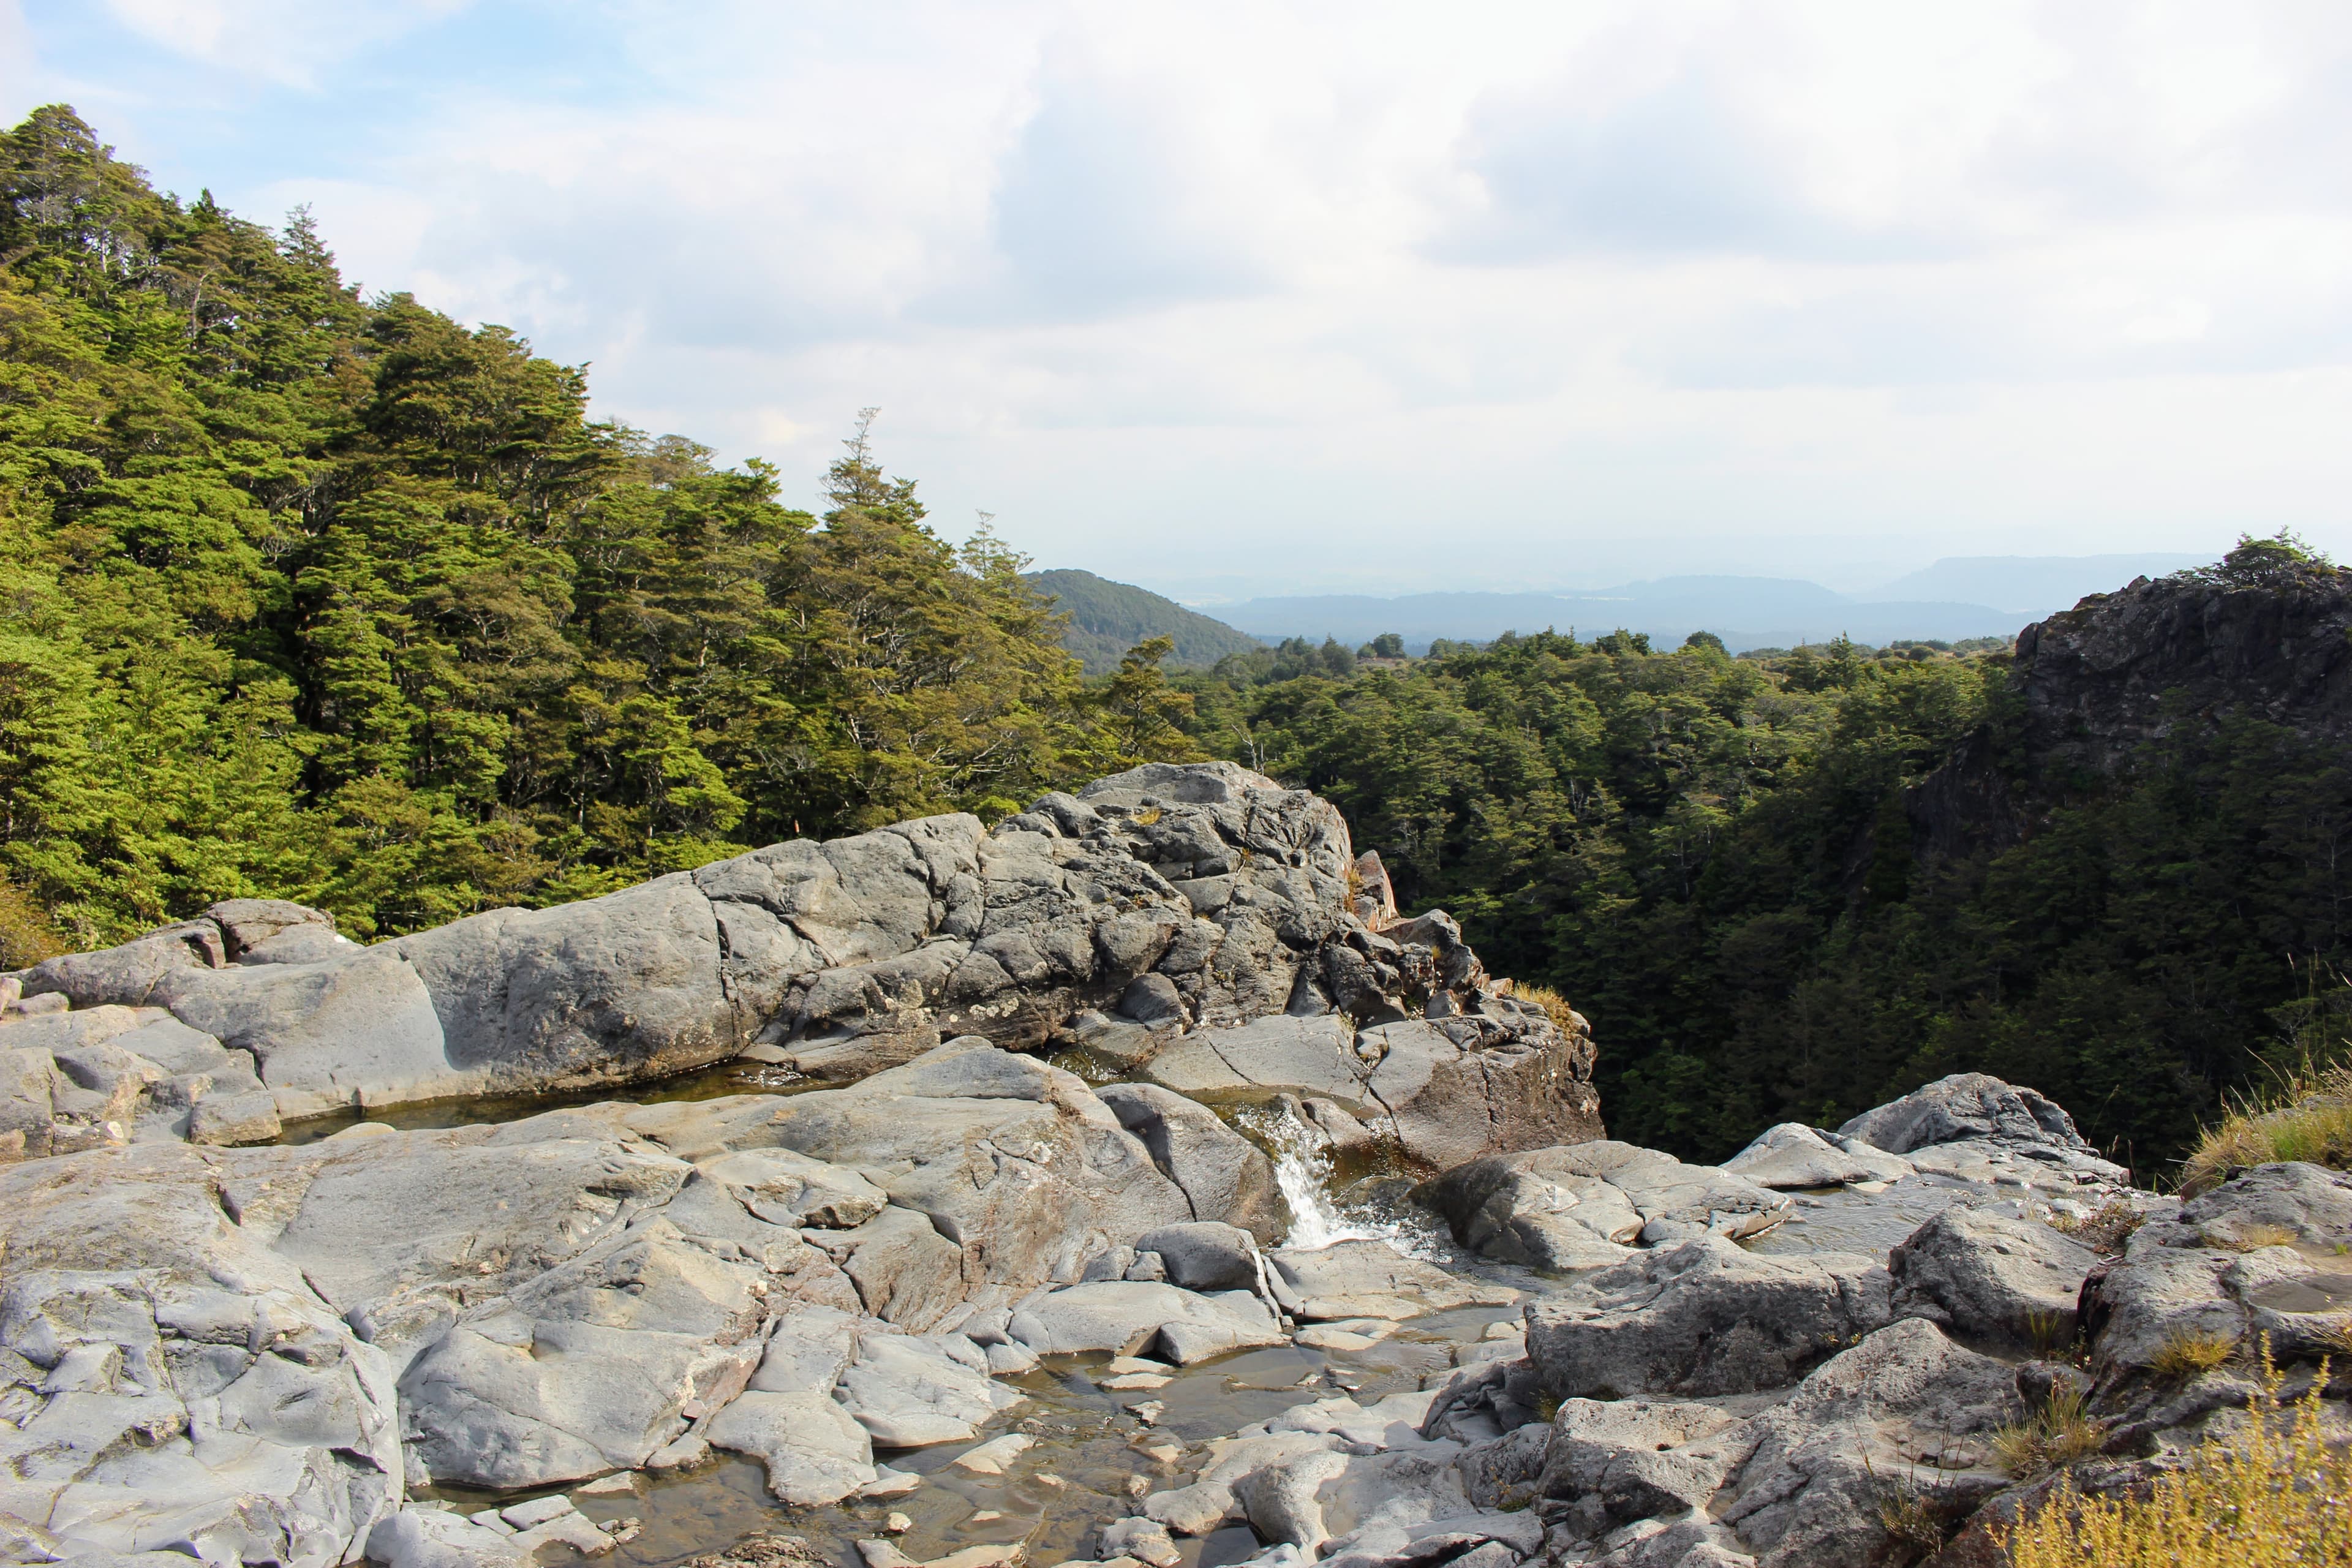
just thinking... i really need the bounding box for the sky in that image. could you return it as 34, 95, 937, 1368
7, 1, 2351, 601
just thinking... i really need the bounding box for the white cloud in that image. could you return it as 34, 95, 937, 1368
99, 0, 470, 88
17, 0, 2352, 589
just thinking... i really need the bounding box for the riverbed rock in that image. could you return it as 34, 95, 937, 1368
1722, 1124, 1917, 1189
1132, 1223, 1263, 1293
1143, 1015, 1363, 1106
832, 1333, 1021, 1446
1714, 1318, 2015, 1568
1537, 1398, 1745, 1537
1887, 1205, 2097, 1350
1524, 1236, 1891, 1400
1268, 1239, 1517, 1322
709, 1389, 880, 1504
1414, 1144, 1790, 1272
0, 1142, 405, 1567
1011, 1280, 1286, 1364
368, 1506, 527, 1568
1096, 1082, 1286, 1242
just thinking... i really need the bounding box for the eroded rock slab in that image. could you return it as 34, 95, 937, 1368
1524, 1237, 1890, 1400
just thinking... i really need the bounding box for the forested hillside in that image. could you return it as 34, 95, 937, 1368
1176, 552, 2352, 1177
0, 105, 1197, 954
1022, 568, 1263, 673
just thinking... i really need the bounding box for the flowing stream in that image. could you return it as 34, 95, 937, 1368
323, 1057, 1496, 1567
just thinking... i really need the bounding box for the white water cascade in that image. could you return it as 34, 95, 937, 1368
1240, 1104, 1447, 1257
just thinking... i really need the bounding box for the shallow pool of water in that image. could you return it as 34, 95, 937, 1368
471, 1297, 1522, 1568
273, 1060, 826, 1145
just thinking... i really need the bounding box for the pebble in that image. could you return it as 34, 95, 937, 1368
500, 1493, 576, 1529
578, 1472, 641, 1496
1129, 1400, 1167, 1425
860, 1467, 924, 1498
952, 1433, 1037, 1474
971, 1510, 1006, 1524
884, 1513, 913, 1535
1100, 1371, 1172, 1390
1104, 1355, 1171, 1374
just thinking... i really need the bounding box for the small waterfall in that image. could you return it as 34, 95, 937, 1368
1239, 1104, 1448, 1259
1271, 1133, 1390, 1250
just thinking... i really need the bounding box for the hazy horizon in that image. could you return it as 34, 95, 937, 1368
12, 2, 2349, 592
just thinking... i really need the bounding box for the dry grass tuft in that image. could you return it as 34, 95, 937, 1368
1516, 982, 1580, 1036
2050, 1198, 2148, 1257
1993, 1382, 2109, 1478
1878, 1484, 1951, 1557
2180, 1065, 2352, 1196
2203, 1222, 2303, 1252
1997, 1356, 2349, 1567
2149, 1328, 2237, 1380
2023, 1308, 2076, 1358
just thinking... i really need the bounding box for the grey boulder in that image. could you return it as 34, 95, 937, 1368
1414, 1143, 1790, 1272
1716, 1318, 2015, 1568
2081, 1161, 2352, 1400
1887, 1204, 2097, 1349
1011, 1281, 1286, 1364
1721, 1124, 1916, 1189
1132, 1222, 1264, 1292
1096, 1081, 1287, 1242
1524, 1236, 1891, 1399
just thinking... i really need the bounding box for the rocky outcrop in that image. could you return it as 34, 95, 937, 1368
1412, 1143, 1792, 1272
1887, 1205, 2098, 1350
1906, 560, 2352, 855
2010, 564, 2352, 780
1525, 1238, 1893, 1400
2078, 1161, 2352, 1415
2, 765, 1599, 1156
15, 785, 2332, 1568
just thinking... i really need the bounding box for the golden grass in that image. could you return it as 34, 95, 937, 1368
1993, 1382, 2109, 1479
2203, 1222, 2303, 1252
2149, 1328, 2238, 1380
1516, 982, 1580, 1036
1997, 1357, 2350, 1567
2180, 1066, 2352, 1197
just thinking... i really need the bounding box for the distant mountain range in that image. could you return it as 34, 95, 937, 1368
1022, 569, 1264, 673
1212, 554, 2215, 654
1866, 554, 2209, 614
1025, 554, 2220, 664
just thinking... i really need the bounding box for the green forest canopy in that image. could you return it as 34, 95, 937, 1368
0, 105, 1201, 951
1172, 585, 2352, 1178
4, 104, 2343, 1182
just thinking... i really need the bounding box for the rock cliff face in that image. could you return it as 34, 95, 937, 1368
1907, 563, 2352, 857
2015, 567, 2352, 779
